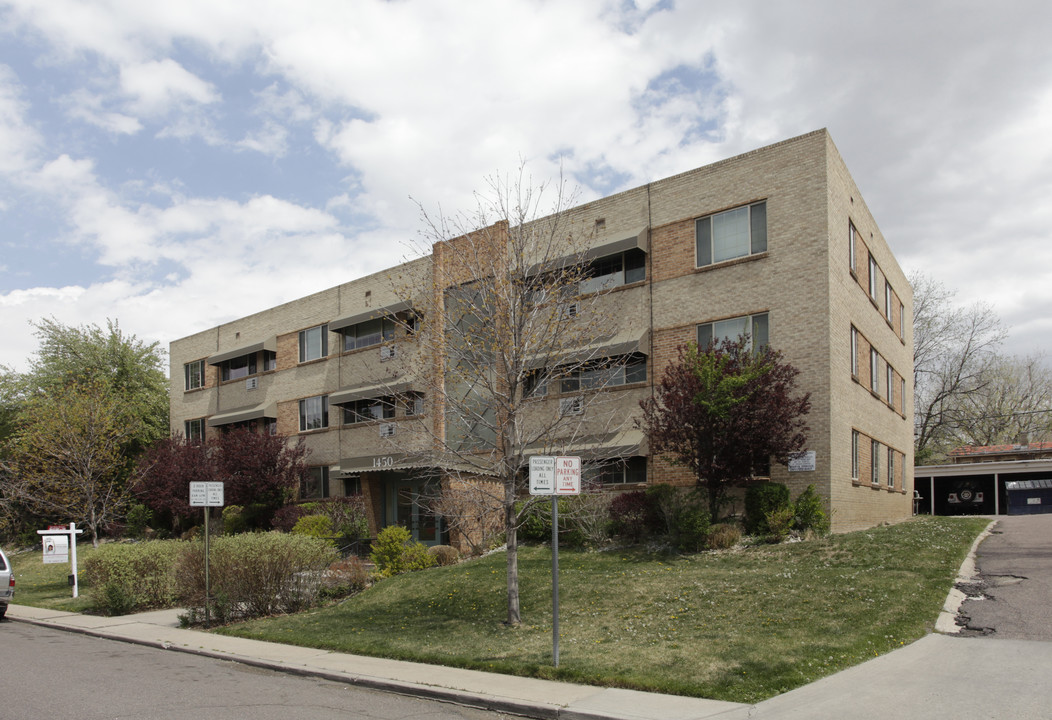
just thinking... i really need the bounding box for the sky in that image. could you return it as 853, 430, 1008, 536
1, 0, 1051, 374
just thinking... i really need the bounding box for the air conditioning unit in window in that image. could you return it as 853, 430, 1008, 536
560, 302, 579, 319
379, 423, 396, 438
380, 345, 397, 361
559, 397, 583, 416
245, 377, 258, 390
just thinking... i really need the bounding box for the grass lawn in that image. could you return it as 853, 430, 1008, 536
7, 544, 98, 613
219, 516, 989, 703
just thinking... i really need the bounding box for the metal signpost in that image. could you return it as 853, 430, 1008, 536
37, 523, 85, 598
189, 481, 224, 627
529, 455, 580, 667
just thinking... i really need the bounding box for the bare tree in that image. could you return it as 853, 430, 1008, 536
951, 354, 1052, 447
392, 168, 643, 625
911, 272, 1006, 462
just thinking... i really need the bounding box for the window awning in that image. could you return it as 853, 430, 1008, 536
329, 301, 413, 333
526, 430, 647, 460
579, 226, 649, 263
528, 226, 649, 275
207, 337, 277, 366
329, 379, 415, 406
207, 402, 277, 427
527, 329, 650, 370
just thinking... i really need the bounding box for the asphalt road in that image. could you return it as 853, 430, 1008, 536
0, 622, 509, 720
957, 514, 1052, 639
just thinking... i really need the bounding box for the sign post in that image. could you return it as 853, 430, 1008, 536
189, 481, 224, 627
38, 523, 85, 598
529, 455, 580, 667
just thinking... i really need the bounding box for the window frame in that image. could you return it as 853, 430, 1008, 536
870, 348, 880, 394
299, 324, 329, 363
850, 326, 859, 377
695, 201, 767, 267
220, 353, 257, 382
185, 418, 205, 441
868, 254, 878, 299
888, 448, 896, 489
851, 430, 860, 480
184, 359, 205, 391
301, 466, 330, 500
697, 312, 770, 352
871, 439, 881, 485
299, 395, 329, 432
341, 317, 396, 352
849, 221, 857, 273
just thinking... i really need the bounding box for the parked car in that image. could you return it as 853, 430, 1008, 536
0, 547, 13, 619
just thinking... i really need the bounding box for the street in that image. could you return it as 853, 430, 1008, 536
0, 622, 508, 720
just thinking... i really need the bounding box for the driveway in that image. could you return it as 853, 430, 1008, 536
956, 514, 1052, 639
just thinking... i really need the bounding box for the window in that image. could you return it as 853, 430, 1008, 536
299, 395, 329, 432
263, 350, 277, 372
220, 353, 257, 381
185, 418, 205, 441
886, 365, 893, 404
870, 349, 879, 394
343, 475, 362, 496
265, 418, 277, 436
301, 467, 330, 500
580, 249, 646, 294
850, 327, 859, 376
342, 397, 396, 424
560, 355, 646, 393
524, 370, 548, 398
851, 430, 860, 479
868, 254, 878, 299
899, 304, 905, 340
849, 221, 857, 273
888, 448, 896, 489
697, 313, 769, 351
341, 317, 395, 351
184, 360, 205, 391
586, 456, 647, 486
299, 324, 328, 363
885, 283, 893, 321
696, 201, 767, 266
901, 378, 906, 414
403, 392, 424, 417
871, 440, 881, 484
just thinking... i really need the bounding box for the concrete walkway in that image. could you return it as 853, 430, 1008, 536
9, 516, 1052, 719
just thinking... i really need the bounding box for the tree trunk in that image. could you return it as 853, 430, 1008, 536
505, 501, 521, 626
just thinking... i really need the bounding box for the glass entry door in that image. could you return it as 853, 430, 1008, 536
388, 478, 444, 545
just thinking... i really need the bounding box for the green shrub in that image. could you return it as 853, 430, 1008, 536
765, 506, 795, 542
673, 501, 711, 553
645, 483, 679, 537
175, 532, 338, 621
744, 482, 791, 535
370, 526, 437, 577
707, 523, 742, 550
517, 500, 551, 543
792, 484, 830, 536
84, 540, 185, 615
222, 505, 247, 535
125, 503, 153, 539
292, 514, 334, 538
428, 544, 461, 566
609, 490, 648, 542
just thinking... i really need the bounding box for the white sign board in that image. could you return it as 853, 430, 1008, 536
42, 534, 69, 564
529, 456, 556, 495
189, 481, 225, 507
788, 450, 816, 472
555, 456, 581, 495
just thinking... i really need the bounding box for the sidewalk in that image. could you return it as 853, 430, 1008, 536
10, 517, 1052, 719
7, 603, 745, 720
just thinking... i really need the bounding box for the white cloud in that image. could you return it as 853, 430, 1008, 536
119, 58, 219, 117
0, 65, 42, 175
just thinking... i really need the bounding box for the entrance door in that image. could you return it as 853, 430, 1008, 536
388, 479, 444, 545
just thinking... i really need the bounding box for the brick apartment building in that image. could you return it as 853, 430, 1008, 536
169, 129, 914, 544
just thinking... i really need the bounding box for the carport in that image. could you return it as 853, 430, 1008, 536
913, 459, 1052, 516
1005, 479, 1052, 515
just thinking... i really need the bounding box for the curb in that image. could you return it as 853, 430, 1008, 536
935, 518, 997, 634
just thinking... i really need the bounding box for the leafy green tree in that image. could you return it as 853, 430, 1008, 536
5, 380, 140, 546
14, 318, 169, 448
639, 339, 811, 523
